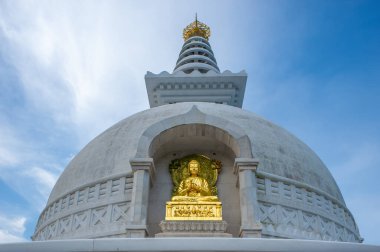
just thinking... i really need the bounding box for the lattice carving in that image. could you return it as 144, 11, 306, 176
278, 206, 298, 232
111, 203, 129, 222
259, 203, 277, 225
34, 175, 133, 240
335, 224, 345, 241
45, 221, 56, 239
320, 217, 334, 240
258, 202, 360, 242
256, 174, 360, 239
73, 211, 88, 230
58, 215, 72, 235
91, 206, 108, 226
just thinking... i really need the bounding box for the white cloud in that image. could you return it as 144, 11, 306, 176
0, 1, 164, 144
23, 166, 58, 197
0, 147, 19, 166
0, 124, 60, 210
0, 230, 26, 243
0, 214, 27, 243
0, 171, 58, 212
0, 124, 23, 167
0, 165, 59, 211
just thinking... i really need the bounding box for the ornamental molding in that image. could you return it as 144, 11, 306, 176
33, 174, 133, 240
159, 220, 228, 233
255, 174, 361, 242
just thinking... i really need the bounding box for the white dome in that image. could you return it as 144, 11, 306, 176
33, 102, 361, 242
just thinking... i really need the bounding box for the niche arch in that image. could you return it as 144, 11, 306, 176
145, 123, 248, 237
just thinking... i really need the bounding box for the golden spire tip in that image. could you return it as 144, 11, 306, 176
182, 14, 211, 41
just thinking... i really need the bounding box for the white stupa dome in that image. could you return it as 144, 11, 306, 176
33, 102, 361, 242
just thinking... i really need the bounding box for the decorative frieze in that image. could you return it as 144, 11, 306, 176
34, 201, 131, 241
255, 173, 361, 242
145, 71, 247, 108
165, 201, 222, 221
159, 220, 228, 233
258, 202, 360, 242
156, 220, 232, 237
33, 174, 133, 240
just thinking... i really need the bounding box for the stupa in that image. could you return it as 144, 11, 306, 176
3, 16, 377, 252
32, 15, 361, 242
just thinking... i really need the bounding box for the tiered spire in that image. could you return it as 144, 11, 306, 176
145, 16, 247, 108
173, 15, 219, 74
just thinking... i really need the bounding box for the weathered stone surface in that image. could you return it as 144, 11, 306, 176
34, 102, 360, 241
48, 102, 345, 204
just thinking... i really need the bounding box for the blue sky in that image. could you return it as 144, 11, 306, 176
0, 0, 379, 244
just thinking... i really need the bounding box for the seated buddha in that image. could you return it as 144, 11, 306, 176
171, 159, 219, 202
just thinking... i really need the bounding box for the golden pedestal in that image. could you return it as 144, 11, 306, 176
165, 201, 222, 221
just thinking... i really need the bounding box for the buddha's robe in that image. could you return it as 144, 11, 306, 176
172, 176, 218, 202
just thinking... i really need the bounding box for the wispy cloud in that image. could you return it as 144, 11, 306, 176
0, 147, 19, 167
0, 213, 27, 243
0, 123, 61, 210
0, 1, 161, 144
0, 124, 22, 167
23, 166, 58, 199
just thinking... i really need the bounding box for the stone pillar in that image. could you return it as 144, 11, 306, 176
234, 158, 262, 238
126, 158, 155, 238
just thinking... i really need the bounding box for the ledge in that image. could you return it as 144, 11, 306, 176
0, 238, 378, 252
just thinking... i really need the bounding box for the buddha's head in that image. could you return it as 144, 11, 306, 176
188, 160, 200, 176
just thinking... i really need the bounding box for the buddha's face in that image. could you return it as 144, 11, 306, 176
189, 160, 200, 175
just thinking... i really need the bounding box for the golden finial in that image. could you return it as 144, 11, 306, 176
183, 14, 211, 41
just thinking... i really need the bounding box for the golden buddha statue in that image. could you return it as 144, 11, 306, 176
165, 155, 222, 220
172, 160, 218, 202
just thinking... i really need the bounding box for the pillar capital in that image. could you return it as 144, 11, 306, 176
234, 158, 259, 174
130, 158, 155, 184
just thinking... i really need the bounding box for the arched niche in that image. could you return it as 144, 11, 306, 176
146, 123, 247, 237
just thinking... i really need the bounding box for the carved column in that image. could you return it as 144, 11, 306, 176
126, 158, 155, 238
234, 158, 262, 238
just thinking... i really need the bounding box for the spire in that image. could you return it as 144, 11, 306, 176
183, 14, 211, 41
145, 17, 247, 109
174, 16, 219, 74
